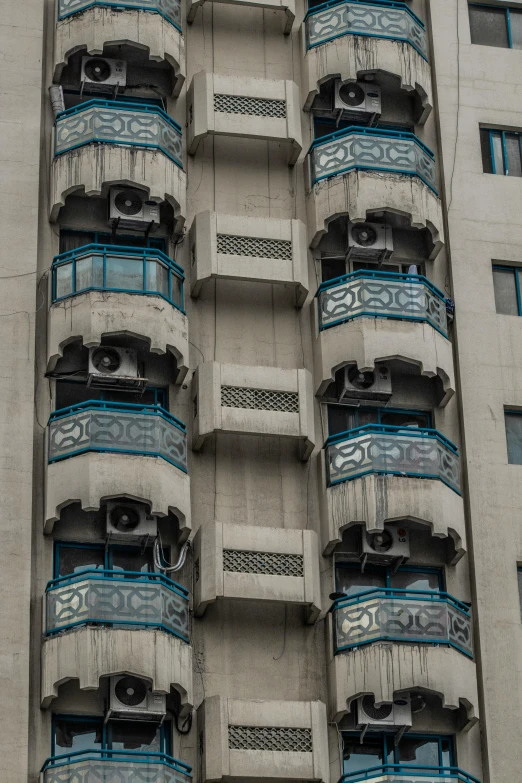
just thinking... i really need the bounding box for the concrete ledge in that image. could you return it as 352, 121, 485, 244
50, 144, 187, 231
327, 636, 479, 730
41, 627, 193, 712
47, 291, 189, 383
193, 523, 322, 622
192, 362, 315, 460
198, 696, 329, 782
54, 7, 185, 96
313, 313, 455, 406
302, 33, 432, 122
188, 0, 295, 33
307, 169, 444, 257
318, 464, 466, 562
187, 72, 302, 164
45, 451, 191, 538
190, 212, 309, 305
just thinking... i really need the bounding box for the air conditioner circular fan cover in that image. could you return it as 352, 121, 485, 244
109, 504, 142, 532
366, 530, 394, 553
84, 58, 112, 83
339, 83, 366, 107
91, 347, 122, 374
115, 676, 148, 707
348, 366, 375, 390
351, 223, 378, 247
361, 696, 393, 721
114, 190, 144, 216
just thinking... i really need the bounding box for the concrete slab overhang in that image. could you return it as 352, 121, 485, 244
187, 0, 295, 33
41, 627, 193, 713
45, 451, 191, 538
54, 6, 185, 96
47, 291, 189, 384
50, 144, 187, 231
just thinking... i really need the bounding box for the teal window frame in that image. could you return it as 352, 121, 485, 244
326, 405, 432, 438
481, 128, 522, 175
341, 731, 456, 772
53, 540, 168, 580
335, 562, 445, 593
492, 264, 522, 315
59, 230, 167, 254
55, 380, 169, 412
505, 409, 522, 465
50, 714, 172, 758
469, 3, 522, 49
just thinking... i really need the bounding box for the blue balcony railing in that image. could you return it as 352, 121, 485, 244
42, 749, 192, 783
317, 270, 448, 337
57, 0, 182, 33
325, 424, 460, 493
305, 0, 428, 60
340, 766, 480, 783
333, 588, 473, 658
54, 100, 183, 168
48, 400, 187, 472
309, 126, 437, 193
51, 244, 185, 312
45, 569, 189, 641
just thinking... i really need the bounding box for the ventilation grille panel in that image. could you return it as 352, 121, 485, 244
221, 385, 299, 413
228, 725, 313, 752
217, 233, 292, 260
223, 549, 304, 577
214, 94, 287, 118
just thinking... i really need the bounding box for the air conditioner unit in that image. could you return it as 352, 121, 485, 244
356, 695, 412, 730
87, 346, 147, 392
348, 222, 393, 260
108, 676, 166, 722
334, 80, 381, 120
337, 363, 392, 404
81, 57, 127, 90
106, 501, 157, 542
360, 525, 410, 563
109, 188, 160, 230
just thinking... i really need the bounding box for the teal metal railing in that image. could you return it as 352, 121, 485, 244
339, 766, 480, 783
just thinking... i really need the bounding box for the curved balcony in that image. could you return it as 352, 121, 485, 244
303, 1, 432, 118
48, 244, 188, 380
339, 766, 479, 783
45, 401, 190, 535
57, 0, 181, 28
333, 589, 472, 658
45, 570, 189, 640
42, 749, 192, 783
50, 100, 186, 226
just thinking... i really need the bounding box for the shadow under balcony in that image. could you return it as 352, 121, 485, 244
339, 766, 479, 783
42, 749, 192, 783
48, 244, 188, 379
45, 401, 190, 534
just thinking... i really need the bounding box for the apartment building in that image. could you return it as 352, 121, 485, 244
0, 0, 520, 781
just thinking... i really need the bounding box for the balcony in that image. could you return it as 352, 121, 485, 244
339, 766, 479, 783
333, 589, 472, 658
46, 570, 189, 640
48, 244, 188, 380
57, 0, 181, 28
45, 401, 191, 535
42, 749, 192, 783
187, 0, 295, 33
303, 1, 432, 118
50, 100, 186, 226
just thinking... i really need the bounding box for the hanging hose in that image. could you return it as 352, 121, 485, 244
153, 533, 190, 573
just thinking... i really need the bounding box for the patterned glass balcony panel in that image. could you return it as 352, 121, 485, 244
46, 570, 189, 641
310, 127, 437, 193
326, 424, 460, 493
318, 271, 448, 337
305, 0, 428, 60
48, 401, 187, 473
57, 0, 182, 31
340, 765, 480, 783
42, 750, 192, 783
55, 100, 183, 168
333, 588, 473, 658
52, 244, 185, 312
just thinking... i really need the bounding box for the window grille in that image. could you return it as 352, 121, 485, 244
217, 234, 292, 260
228, 725, 313, 752
214, 94, 287, 118
221, 386, 299, 413
223, 549, 304, 577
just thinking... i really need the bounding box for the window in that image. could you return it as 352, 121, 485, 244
327, 406, 431, 438
52, 715, 171, 758
480, 128, 522, 175
55, 380, 169, 412
342, 733, 454, 775
54, 541, 160, 579
59, 230, 167, 254
505, 411, 522, 464
492, 265, 522, 315
469, 4, 522, 49
313, 117, 414, 141
335, 563, 444, 597
321, 257, 422, 283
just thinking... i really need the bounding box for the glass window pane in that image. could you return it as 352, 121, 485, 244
491, 133, 505, 175
146, 260, 169, 297
111, 547, 154, 574
322, 258, 346, 282
343, 737, 386, 774
170, 274, 183, 308
480, 129, 493, 174
106, 255, 143, 291
492, 268, 519, 315
380, 411, 430, 428
390, 570, 441, 592
54, 718, 103, 754
59, 231, 95, 254
58, 546, 105, 577
469, 6, 509, 47
510, 10, 522, 49
397, 737, 439, 767
76, 256, 93, 291
505, 412, 522, 464
440, 738, 452, 768
336, 568, 386, 596
505, 134, 522, 177
327, 405, 357, 437
55, 263, 73, 299
518, 569, 522, 620
110, 720, 162, 752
